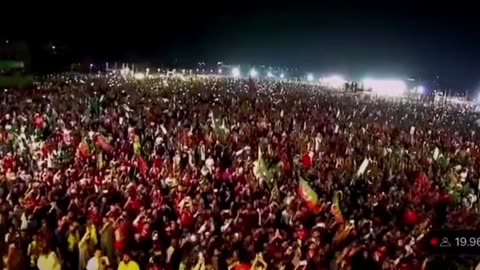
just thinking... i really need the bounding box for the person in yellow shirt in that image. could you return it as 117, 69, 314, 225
37, 247, 61, 270
117, 253, 139, 270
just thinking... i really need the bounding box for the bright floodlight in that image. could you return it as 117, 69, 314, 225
249, 68, 258, 78
280, 73, 285, 79
267, 71, 274, 78
362, 78, 407, 97
134, 72, 146, 80
307, 74, 314, 82
417, 85, 425, 94
319, 75, 346, 89
218, 68, 223, 74
231, 67, 241, 78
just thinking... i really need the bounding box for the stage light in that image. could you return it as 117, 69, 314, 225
249, 68, 258, 78
417, 85, 425, 94
319, 75, 346, 89
362, 78, 407, 97
280, 73, 285, 79
267, 71, 274, 78
218, 68, 223, 74
307, 74, 314, 82
120, 67, 130, 77
232, 67, 241, 78
134, 73, 145, 80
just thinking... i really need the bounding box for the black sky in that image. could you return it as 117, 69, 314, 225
3, 2, 480, 89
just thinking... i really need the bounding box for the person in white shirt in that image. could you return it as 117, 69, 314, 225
86, 249, 110, 270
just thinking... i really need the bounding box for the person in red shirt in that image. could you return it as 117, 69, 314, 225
114, 218, 128, 258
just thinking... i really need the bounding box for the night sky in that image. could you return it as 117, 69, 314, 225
3, 2, 479, 90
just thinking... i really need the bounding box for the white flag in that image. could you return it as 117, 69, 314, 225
433, 147, 440, 160
160, 125, 167, 135
356, 158, 369, 177
315, 135, 322, 152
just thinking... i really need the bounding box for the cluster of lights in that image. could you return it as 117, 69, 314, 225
231, 67, 241, 78
249, 68, 258, 78
362, 78, 407, 97
229, 67, 288, 80
134, 72, 146, 80
123, 66, 415, 98
318, 75, 346, 89
415, 85, 425, 95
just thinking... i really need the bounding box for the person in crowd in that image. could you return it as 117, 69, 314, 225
37, 245, 61, 270
86, 249, 110, 270
117, 253, 140, 270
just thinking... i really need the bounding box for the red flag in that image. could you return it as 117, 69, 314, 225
302, 153, 312, 169
234, 263, 251, 270
76, 140, 90, 159
410, 173, 431, 204
95, 135, 113, 152
136, 155, 148, 178
404, 210, 418, 225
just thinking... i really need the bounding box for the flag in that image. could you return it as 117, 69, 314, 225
437, 155, 450, 170
298, 176, 319, 210
215, 118, 230, 143
95, 135, 112, 152
302, 153, 312, 169
160, 124, 167, 135
136, 155, 148, 178
254, 146, 273, 182
356, 158, 369, 177
97, 152, 105, 170
409, 173, 432, 204
233, 263, 251, 270
433, 147, 440, 160
76, 140, 91, 159
133, 135, 141, 156
331, 191, 344, 223
404, 209, 418, 225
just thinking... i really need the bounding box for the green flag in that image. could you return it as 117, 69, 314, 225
298, 176, 319, 210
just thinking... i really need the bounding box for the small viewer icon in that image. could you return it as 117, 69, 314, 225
439, 237, 451, 247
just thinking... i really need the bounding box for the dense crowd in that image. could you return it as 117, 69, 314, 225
1, 73, 480, 270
